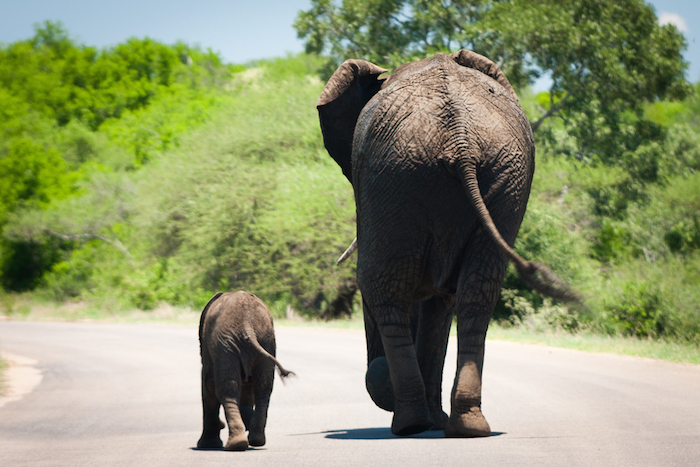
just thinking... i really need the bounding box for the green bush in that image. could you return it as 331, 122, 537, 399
665, 216, 700, 253
606, 282, 666, 338
592, 219, 635, 262
591, 255, 700, 344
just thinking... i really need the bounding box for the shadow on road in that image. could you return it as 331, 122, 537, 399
322, 428, 505, 440
190, 446, 267, 451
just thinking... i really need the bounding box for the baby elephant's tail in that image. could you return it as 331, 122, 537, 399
245, 326, 295, 380
272, 359, 295, 380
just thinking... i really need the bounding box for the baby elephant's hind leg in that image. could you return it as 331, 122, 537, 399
247, 361, 275, 447
215, 360, 249, 451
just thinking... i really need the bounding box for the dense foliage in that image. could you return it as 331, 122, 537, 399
2, 49, 359, 319
1, 14, 699, 345
0, 22, 235, 291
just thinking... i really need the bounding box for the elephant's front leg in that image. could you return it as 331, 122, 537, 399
376, 306, 433, 436
364, 297, 395, 411
247, 366, 274, 447
197, 366, 225, 449
239, 382, 255, 431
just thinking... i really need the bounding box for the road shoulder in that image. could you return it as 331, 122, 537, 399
0, 352, 43, 408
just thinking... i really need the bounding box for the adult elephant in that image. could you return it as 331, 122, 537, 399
317, 50, 579, 438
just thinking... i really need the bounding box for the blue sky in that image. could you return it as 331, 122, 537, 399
1, 0, 698, 85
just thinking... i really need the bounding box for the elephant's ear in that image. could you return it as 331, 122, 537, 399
317, 59, 387, 185
450, 49, 518, 101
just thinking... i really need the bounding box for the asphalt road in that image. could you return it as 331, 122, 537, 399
1, 320, 699, 466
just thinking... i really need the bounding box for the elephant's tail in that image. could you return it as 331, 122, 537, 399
459, 161, 581, 304
244, 325, 296, 381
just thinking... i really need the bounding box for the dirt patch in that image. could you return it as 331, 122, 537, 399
0, 352, 43, 408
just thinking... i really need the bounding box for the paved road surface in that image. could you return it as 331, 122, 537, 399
1, 321, 699, 466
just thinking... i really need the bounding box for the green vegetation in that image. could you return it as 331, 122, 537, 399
487, 324, 700, 365
0, 32, 357, 319
1, 6, 699, 360
493, 86, 700, 345
0, 21, 237, 293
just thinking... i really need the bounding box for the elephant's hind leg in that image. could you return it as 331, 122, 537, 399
445, 232, 509, 438
214, 360, 249, 451
375, 305, 433, 436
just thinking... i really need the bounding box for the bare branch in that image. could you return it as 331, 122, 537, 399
530, 92, 570, 133
45, 229, 133, 260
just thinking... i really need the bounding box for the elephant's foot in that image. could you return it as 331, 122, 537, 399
248, 431, 266, 447
428, 407, 449, 431
224, 432, 249, 451
197, 419, 225, 448
196, 434, 223, 449
444, 406, 491, 438
391, 405, 433, 436
365, 356, 394, 411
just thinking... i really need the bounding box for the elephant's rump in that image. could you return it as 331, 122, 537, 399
352, 59, 532, 303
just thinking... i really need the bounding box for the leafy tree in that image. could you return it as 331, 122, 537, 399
296, 0, 689, 132
0, 139, 78, 291
0, 21, 230, 131
481, 0, 691, 153
0, 139, 76, 223
295, 0, 692, 212
294, 0, 514, 79
0, 22, 235, 292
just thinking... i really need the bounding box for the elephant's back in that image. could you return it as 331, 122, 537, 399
201, 291, 276, 353
354, 54, 531, 177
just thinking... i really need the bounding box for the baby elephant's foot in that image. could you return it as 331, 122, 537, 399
196, 435, 223, 449
224, 433, 249, 451
444, 406, 491, 438
248, 431, 266, 447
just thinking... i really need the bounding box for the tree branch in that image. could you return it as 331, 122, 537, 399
45, 229, 133, 260
530, 92, 570, 133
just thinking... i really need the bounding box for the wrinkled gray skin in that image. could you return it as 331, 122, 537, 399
197, 291, 293, 451
318, 50, 578, 437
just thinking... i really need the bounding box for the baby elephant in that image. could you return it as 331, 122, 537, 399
197, 291, 293, 451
